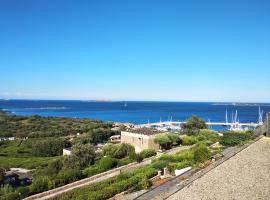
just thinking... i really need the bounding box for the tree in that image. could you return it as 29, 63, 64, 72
181, 115, 207, 135
154, 134, 172, 150
102, 143, 135, 159
32, 138, 67, 157
64, 144, 96, 169
44, 159, 63, 176
114, 143, 135, 159
167, 133, 181, 145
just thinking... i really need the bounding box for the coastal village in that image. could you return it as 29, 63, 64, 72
1, 110, 270, 200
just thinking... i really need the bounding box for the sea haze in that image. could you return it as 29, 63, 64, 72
0, 100, 270, 125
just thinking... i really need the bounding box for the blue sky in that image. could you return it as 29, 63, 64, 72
0, 0, 269, 102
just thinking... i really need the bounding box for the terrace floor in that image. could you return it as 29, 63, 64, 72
168, 137, 270, 200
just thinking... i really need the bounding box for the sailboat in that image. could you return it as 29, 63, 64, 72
229, 110, 244, 131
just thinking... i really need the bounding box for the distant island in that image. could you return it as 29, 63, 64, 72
212, 103, 270, 107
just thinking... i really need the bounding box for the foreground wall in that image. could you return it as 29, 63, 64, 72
267, 112, 270, 137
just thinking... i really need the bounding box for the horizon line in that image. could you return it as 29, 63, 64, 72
1, 98, 270, 104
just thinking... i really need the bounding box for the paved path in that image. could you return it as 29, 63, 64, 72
168, 137, 270, 200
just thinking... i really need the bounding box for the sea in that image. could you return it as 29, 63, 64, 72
1, 100, 270, 131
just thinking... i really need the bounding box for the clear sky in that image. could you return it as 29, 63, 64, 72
0, 0, 270, 102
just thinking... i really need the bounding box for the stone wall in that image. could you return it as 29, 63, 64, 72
121, 131, 160, 153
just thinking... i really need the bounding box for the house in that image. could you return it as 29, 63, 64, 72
121, 128, 161, 153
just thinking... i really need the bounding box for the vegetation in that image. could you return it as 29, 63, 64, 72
51, 166, 157, 200
221, 130, 255, 146
154, 133, 181, 150
181, 129, 220, 146
63, 144, 96, 169
152, 143, 211, 173
102, 143, 135, 159
181, 115, 208, 135
0, 113, 257, 200
0, 114, 114, 139
32, 138, 70, 157
0, 114, 117, 199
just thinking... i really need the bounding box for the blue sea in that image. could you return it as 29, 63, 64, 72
1, 100, 270, 128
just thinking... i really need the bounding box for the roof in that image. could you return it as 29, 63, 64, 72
125, 128, 162, 136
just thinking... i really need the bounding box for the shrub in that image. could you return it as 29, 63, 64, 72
151, 160, 169, 170
221, 131, 254, 146
167, 160, 192, 173
139, 149, 156, 159
44, 159, 63, 176
1, 192, 20, 200
82, 157, 117, 177
167, 133, 181, 145
192, 143, 210, 164
102, 143, 135, 159
116, 157, 133, 167
54, 169, 82, 186
30, 176, 51, 194
97, 156, 117, 170
16, 186, 30, 198
182, 135, 198, 145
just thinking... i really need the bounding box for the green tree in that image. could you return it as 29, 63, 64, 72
167, 133, 181, 145
44, 159, 63, 176
64, 144, 96, 169
102, 143, 135, 159
32, 138, 67, 157
114, 143, 135, 159
154, 134, 172, 150
181, 115, 207, 135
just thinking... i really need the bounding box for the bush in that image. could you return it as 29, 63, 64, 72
167, 160, 192, 173
16, 186, 30, 198
116, 157, 133, 167
167, 134, 182, 145
54, 169, 82, 186
221, 131, 254, 146
1, 192, 20, 200
82, 157, 117, 177
44, 159, 63, 176
192, 143, 210, 164
139, 149, 156, 159
32, 138, 67, 157
102, 143, 135, 159
182, 135, 198, 145
151, 160, 169, 170
30, 176, 51, 194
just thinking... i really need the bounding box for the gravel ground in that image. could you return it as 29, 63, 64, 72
168, 137, 270, 200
